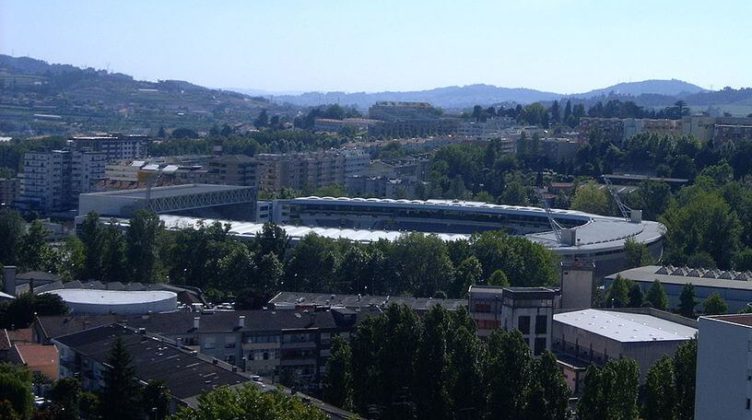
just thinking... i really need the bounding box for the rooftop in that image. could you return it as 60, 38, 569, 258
80, 183, 252, 200
269, 291, 467, 312
701, 314, 752, 328
54, 324, 249, 402
607, 265, 752, 290
43, 289, 177, 305
553, 309, 697, 343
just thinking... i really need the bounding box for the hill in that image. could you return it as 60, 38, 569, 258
0, 55, 292, 136
575, 79, 706, 98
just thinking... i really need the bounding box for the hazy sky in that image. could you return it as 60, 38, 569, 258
1, 0, 749, 93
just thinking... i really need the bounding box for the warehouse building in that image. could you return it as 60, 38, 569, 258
552, 309, 696, 384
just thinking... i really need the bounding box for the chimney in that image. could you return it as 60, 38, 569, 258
193, 317, 200, 330
3, 266, 16, 296
237, 315, 246, 329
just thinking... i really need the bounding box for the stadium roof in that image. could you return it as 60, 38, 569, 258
554, 309, 697, 343
43, 289, 177, 305
82, 184, 252, 200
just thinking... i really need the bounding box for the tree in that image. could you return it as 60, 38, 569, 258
606, 275, 630, 308
254, 109, 269, 128
323, 336, 352, 410
645, 279, 669, 310
624, 237, 652, 268
49, 377, 82, 420
452, 256, 482, 298
571, 182, 610, 215
18, 219, 50, 271
487, 269, 510, 287
256, 223, 288, 260
486, 329, 532, 420
102, 337, 141, 420
142, 380, 170, 420
734, 248, 752, 271
628, 283, 644, 308
414, 306, 453, 420
525, 351, 570, 420
448, 325, 485, 418
79, 212, 104, 280
0, 363, 33, 420
578, 358, 639, 420
171, 384, 328, 420
703, 292, 728, 315
390, 233, 455, 297
126, 210, 163, 283
255, 252, 284, 294
673, 339, 697, 420
679, 283, 697, 318
0, 208, 25, 265
100, 221, 128, 282
643, 357, 676, 420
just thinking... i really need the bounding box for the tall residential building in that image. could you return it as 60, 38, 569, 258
18, 150, 106, 213
18, 150, 72, 213
0, 177, 19, 206
207, 154, 257, 186
695, 314, 752, 419
71, 151, 107, 196
255, 149, 368, 192
69, 134, 150, 161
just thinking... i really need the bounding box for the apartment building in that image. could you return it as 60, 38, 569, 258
207, 154, 257, 186
37, 307, 368, 394
17, 150, 72, 213
0, 177, 19, 206
16, 150, 107, 213
69, 134, 149, 161
255, 149, 368, 192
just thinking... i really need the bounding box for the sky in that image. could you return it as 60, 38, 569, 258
1, 0, 750, 94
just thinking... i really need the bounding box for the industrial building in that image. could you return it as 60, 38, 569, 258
694, 314, 752, 420
605, 265, 752, 312
43, 289, 177, 315
552, 309, 696, 383
77, 183, 256, 220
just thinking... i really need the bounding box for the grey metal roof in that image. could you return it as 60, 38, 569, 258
554, 309, 697, 343
81, 184, 252, 200
607, 265, 752, 291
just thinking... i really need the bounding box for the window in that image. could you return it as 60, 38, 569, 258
535, 315, 548, 334
534, 338, 547, 355
518, 316, 530, 335
747, 399, 750, 410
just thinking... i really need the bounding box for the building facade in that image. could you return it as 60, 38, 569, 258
695, 314, 752, 420
69, 134, 150, 161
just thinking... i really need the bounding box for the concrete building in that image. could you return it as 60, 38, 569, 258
270, 291, 466, 313
313, 117, 380, 133
605, 265, 752, 313
552, 309, 696, 382
540, 137, 581, 163
69, 134, 150, 161
17, 150, 72, 213
560, 261, 595, 310
500, 287, 557, 355
0, 177, 19, 206
254, 150, 368, 192
207, 154, 257, 186
70, 151, 107, 197
694, 314, 752, 420
713, 117, 752, 145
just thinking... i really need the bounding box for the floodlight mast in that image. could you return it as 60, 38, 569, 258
601, 175, 631, 221
535, 188, 563, 242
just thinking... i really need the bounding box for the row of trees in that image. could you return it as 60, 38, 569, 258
578, 339, 696, 420
605, 276, 729, 317
324, 304, 570, 420
1, 209, 559, 303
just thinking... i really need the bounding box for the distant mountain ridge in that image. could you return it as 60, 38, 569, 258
270, 80, 710, 110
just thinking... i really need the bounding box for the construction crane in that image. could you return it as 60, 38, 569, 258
602, 175, 631, 220
535, 188, 563, 242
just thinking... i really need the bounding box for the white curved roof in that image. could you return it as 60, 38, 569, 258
43, 289, 177, 305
